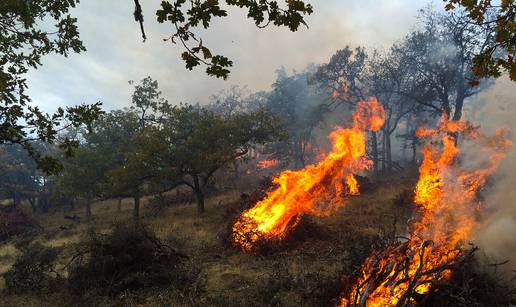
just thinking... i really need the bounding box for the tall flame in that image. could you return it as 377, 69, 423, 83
232, 98, 386, 252
341, 116, 512, 306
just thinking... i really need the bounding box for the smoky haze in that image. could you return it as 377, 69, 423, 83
20, 1, 516, 267
468, 77, 516, 275
25, 0, 437, 112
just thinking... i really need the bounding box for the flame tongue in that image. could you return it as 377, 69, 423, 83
232, 98, 386, 252
257, 159, 279, 169
341, 116, 512, 306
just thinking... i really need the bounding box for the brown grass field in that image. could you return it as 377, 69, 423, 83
0, 171, 417, 306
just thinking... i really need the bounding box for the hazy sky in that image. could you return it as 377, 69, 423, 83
27, 0, 441, 112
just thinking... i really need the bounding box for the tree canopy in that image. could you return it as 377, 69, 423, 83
0, 0, 102, 174
444, 0, 516, 82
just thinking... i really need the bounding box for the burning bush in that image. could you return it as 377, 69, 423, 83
223, 182, 270, 219
232, 99, 386, 252
339, 117, 512, 306
221, 177, 326, 254
67, 223, 190, 295
4, 243, 62, 294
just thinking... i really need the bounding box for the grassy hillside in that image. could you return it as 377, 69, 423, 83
0, 172, 417, 306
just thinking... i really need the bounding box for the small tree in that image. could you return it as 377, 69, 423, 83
145, 104, 283, 214
104, 77, 171, 220
57, 147, 105, 219
266, 68, 328, 168
57, 109, 140, 219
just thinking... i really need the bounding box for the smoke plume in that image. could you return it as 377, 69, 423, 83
468, 76, 516, 275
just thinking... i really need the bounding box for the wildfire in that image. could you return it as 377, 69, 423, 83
232, 97, 386, 252
340, 116, 511, 306
257, 159, 279, 169
331, 83, 350, 99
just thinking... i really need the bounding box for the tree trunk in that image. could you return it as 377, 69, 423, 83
133, 195, 140, 222
85, 198, 92, 220
441, 92, 451, 118
70, 198, 75, 211
195, 189, 205, 214
371, 131, 379, 175
28, 197, 37, 213
233, 160, 239, 180
385, 131, 392, 172
117, 198, 122, 212
451, 89, 465, 145
381, 131, 386, 173
12, 191, 17, 209
193, 176, 205, 214
452, 79, 466, 121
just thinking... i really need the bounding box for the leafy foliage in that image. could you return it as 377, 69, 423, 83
444, 0, 516, 82
153, 0, 313, 79
4, 243, 61, 294
0, 207, 37, 242
68, 223, 189, 295
266, 68, 328, 168
0, 0, 103, 174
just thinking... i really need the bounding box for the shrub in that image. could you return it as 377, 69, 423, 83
0, 207, 38, 243
68, 223, 190, 295
4, 243, 61, 294
428, 256, 516, 306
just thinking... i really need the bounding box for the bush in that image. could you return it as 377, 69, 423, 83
68, 223, 190, 295
0, 207, 38, 242
4, 243, 61, 294
428, 257, 516, 306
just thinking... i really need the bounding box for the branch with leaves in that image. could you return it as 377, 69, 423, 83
130, 0, 314, 79
444, 0, 516, 82
1, 0, 104, 174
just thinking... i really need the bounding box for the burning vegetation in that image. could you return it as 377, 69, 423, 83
2, 1, 516, 305
257, 159, 279, 169
232, 98, 386, 252
340, 116, 512, 306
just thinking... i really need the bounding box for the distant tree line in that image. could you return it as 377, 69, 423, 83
1, 0, 512, 177
0, 5, 511, 221
1, 76, 284, 220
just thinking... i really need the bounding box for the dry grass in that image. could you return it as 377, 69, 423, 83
0, 172, 417, 306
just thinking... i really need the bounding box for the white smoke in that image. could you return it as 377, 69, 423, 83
466, 76, 516, 275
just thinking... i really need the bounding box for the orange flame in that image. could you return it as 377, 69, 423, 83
340, 116, 512, 306
342, 82, 349, 96
257, 159, 279, 169
232, 97, 386, 252
332, 83, 350, 99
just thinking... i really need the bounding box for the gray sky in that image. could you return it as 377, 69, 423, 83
27, 0, 440, 112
